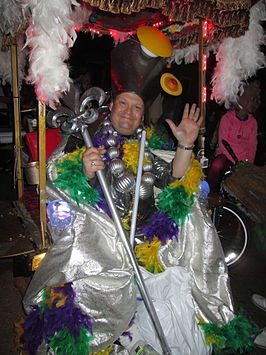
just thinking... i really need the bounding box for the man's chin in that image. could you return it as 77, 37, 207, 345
118, 125, 136, 136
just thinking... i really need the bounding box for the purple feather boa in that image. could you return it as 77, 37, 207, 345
20, 283, 92, 355
140, 211, 179, 244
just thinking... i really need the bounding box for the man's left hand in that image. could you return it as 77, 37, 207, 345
166, 103, 203, 146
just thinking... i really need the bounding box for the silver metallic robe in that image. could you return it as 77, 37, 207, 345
23, 138, 235, 354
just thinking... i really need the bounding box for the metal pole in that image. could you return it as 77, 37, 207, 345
11, 44, 23, 198
81, 126, 171, 355
130, 130, 146, 247
198, 18, 206, 151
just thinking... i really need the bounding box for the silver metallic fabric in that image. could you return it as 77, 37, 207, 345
24, 138, 136, 353
24, 138, 235, 354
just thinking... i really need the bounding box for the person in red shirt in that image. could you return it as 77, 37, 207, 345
207, 80, 260, 193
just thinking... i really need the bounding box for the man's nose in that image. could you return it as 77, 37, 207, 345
124, 105, 133, 114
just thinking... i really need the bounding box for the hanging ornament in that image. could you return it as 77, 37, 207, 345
141, 172, 156, 185
107, 147, 120, 159
114, 171, 136, 193
139, 182, 153, 200
108, 159, 125, 176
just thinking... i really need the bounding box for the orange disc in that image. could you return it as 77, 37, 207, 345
160, 73, 183, 96
137, 26, 173, 58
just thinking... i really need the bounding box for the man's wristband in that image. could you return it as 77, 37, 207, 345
177, 143, 194, 150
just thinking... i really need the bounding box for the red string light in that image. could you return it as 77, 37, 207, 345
202, 86, 207, 103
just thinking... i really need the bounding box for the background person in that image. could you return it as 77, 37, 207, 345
207, 80, 260, 193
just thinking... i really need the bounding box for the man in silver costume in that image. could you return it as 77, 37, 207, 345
23, 92, 235, 355
83, 92, 202, 228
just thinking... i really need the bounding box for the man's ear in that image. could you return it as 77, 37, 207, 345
109, 102, 113, 111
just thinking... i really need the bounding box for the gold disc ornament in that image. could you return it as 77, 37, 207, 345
137, 26, 173, 58
160, 73, 183, 96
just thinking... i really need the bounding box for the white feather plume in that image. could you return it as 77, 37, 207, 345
25, 0, 81, 108
172, 44, 199, 65
0, 34, 27, 87
0, 0, 24, 35
71, 3, 93, 27
211, 0, 266, 108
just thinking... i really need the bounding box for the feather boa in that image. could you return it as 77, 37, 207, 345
0, 36, 27, 86
24, 0, 91, 108
211, 0, 266, 108
16, 283, 93, 355
0, 0, 24, 35
199, 312, 258, 353
172, 43, 199, 65
0, 0, 27, 87
53, 138, 203, 274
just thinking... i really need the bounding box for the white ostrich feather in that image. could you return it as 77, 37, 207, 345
25, 0, 80, 108
211, 0, 266, 108
0, 34, 27, 87
71, 3, 93, 27
0, 0, 24, 35
173, 44, 199, 65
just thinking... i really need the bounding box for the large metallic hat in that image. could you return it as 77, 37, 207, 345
111, 26, 173, 106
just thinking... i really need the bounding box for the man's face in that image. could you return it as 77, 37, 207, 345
110, 92, 144, 135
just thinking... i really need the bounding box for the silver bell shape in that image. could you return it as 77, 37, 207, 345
144, 150, 153, 161
109, 159, 125, 176
139, 182, 153, 200
102, 127, 114, 135
141, 172, 156, 185
143, 161, 153, 172
114, 171, 135, 193
106, 135, 117, 147
107, 147, 120, 159
103, 120, 112, 127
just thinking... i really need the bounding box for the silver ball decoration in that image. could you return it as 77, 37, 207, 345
102, 127, 114, 135
106, 135, 117, 146
109, 159, 125, 176
143, 161, 153, 172
114, 171, 135, 193
139, 182, 153, 199
141, 172, 156, 185
103, 121, 112, 127
145, 150, 153, 161
107, 147, 120, 159
136, 127, 143, 134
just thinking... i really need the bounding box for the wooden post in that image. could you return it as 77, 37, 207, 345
38, 101, 48, 249
198, 19, 207, 153
11, 44, 24, 198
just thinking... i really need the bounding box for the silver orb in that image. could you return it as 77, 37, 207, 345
103, 120, 112, 127
136, 127, 143, 134
139, 182, 153, 199
141, 172, 156, 185
107, 147, 120, 159
143, 161, 153, 172
145, 150, 153, 161
109, 159, 125, 176
114, 171, 135, 193
106, 135, 117, 147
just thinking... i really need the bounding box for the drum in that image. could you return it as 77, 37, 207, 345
222, 161, 266, 223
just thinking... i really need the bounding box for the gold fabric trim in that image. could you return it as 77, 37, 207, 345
79, 0, 251, 48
